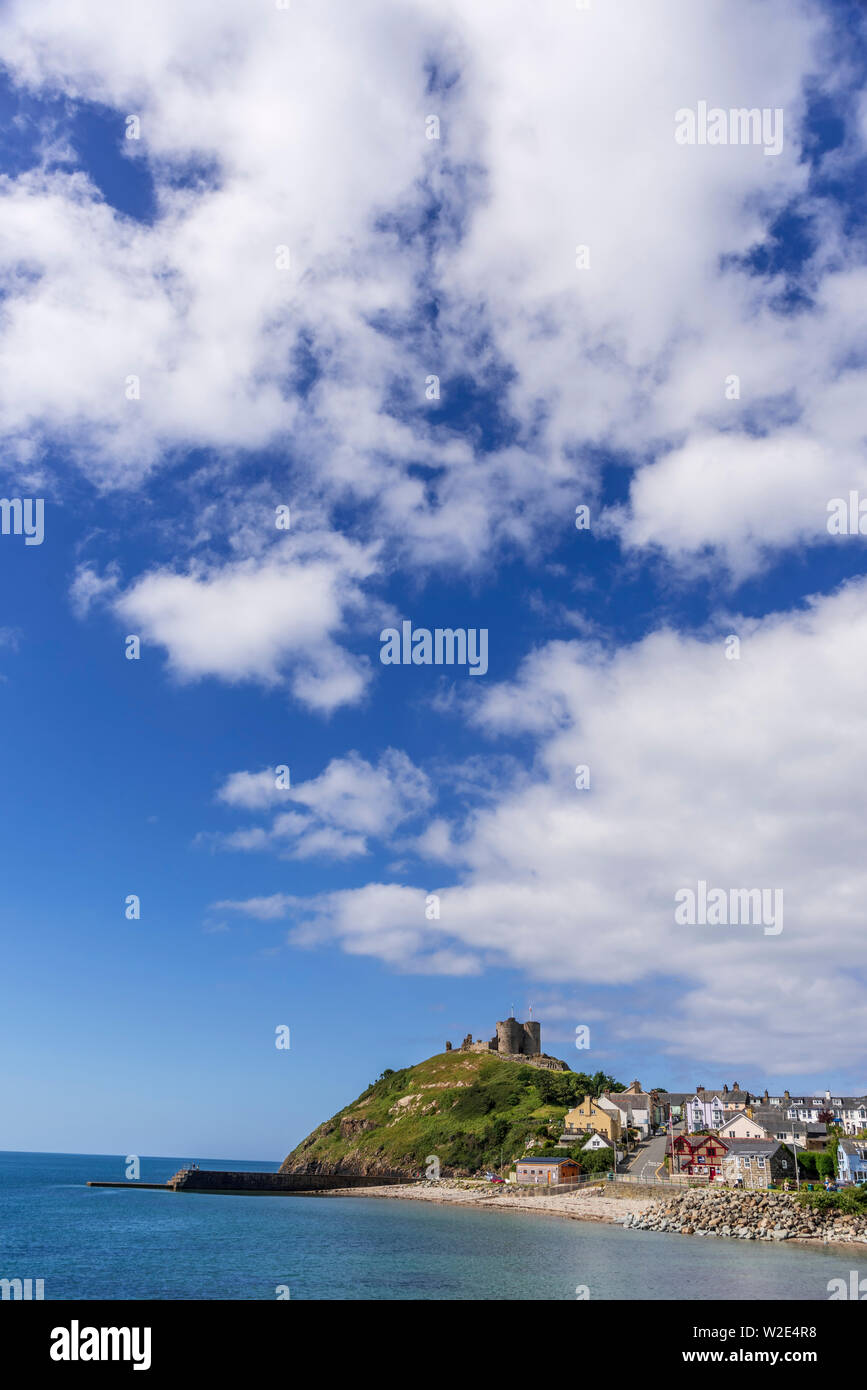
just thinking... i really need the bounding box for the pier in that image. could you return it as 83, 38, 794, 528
87, 1169, 417, 1195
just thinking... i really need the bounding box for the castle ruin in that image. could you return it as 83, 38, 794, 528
445, 1017, 568, 1071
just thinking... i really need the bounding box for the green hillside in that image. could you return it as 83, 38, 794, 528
281, 1050, 618, 1177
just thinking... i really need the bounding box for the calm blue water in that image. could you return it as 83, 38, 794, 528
1, 1152, 863, 1300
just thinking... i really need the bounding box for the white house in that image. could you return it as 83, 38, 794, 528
782, 1092, 867, 1134
598, 1086, 652, 1138
582, 1132, 614, 1152
717, 1111, 767, 1140
839, 1099, 867, 1135
686, 1092, 727, 1133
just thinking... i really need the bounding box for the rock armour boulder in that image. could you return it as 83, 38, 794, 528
622, 1188, 867, 1244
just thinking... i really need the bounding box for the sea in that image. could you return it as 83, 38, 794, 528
1, 1151, 863, 1300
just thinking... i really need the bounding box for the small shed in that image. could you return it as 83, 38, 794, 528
515, 1157, 581, 1185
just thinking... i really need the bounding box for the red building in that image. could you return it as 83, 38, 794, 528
669, 1133, 729, 1179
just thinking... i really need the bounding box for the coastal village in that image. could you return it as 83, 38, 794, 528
268, 1016, 867, 1251
448, 1018, 867, 1193
516, 1077, 867, 1190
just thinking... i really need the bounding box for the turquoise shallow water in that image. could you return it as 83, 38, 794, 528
1, 1152, 863, 1300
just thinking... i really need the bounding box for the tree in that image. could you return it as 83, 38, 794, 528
590, 1071, 619, 1097
792, 1149, 819, 1178
577, 1147, 612, 1173
816, 1152, 836, 1178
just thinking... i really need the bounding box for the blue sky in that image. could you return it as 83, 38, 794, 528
1, 0, 866, 1159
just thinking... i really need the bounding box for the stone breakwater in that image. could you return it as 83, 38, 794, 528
623, 1188, 867, 1245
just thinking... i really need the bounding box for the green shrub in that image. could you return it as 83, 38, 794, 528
586, 1148, 615, 1172
798, 1186, 867, 1214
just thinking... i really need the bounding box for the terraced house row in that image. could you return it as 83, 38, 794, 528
556, 1079, 866, 1148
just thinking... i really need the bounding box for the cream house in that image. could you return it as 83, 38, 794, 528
563, 1096, 622, 1143
717, 1111, 767, 1140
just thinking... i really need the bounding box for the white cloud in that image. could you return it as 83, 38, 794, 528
289, 748, 432, 835
70, 561, 121, 618
112, 533, 377, 711
0, 0, 861, 578
217, 769, 289, 812
232, 578, 867, 1072
209, 748, 434, 859
219, 881, 480, 975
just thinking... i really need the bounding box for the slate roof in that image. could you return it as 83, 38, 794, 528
720, 1138, 785, 1158
517, 1157, 579, 1166
750, 1107, 827, 1137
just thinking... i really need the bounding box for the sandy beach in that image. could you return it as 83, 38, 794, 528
316, 1180, 653, 1225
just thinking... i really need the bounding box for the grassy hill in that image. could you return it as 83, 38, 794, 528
280, 1050, 612, 1177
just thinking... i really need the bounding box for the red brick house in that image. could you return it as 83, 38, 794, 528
669, 1133, 729, 1179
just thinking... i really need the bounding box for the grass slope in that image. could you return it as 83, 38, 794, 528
281, 1050, 590, 1178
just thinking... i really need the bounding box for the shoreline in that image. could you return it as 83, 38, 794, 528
313, 1181, 655, 1225
315, 1181, 867, 1251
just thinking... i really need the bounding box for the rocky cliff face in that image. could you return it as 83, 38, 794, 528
623, 1187, 867, 1243
281, 1118, 404, 1177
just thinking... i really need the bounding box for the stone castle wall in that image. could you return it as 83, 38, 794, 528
447, 1018, 566, 1070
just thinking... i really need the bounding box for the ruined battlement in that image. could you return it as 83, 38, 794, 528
445, 1017, 569, 1071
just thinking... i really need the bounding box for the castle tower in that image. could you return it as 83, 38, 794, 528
522, 1020, 541, 1056
496, 1017, 524, 1055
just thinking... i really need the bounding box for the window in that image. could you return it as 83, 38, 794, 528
757, 1157, 765, 1168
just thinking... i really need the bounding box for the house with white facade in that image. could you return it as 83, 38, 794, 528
599, 1083, 654, 1139
717, 1111, 767, 1140
582, 1132, 614, 1152
775, 1091, 867, 1133
686, 1091, 728, 1133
